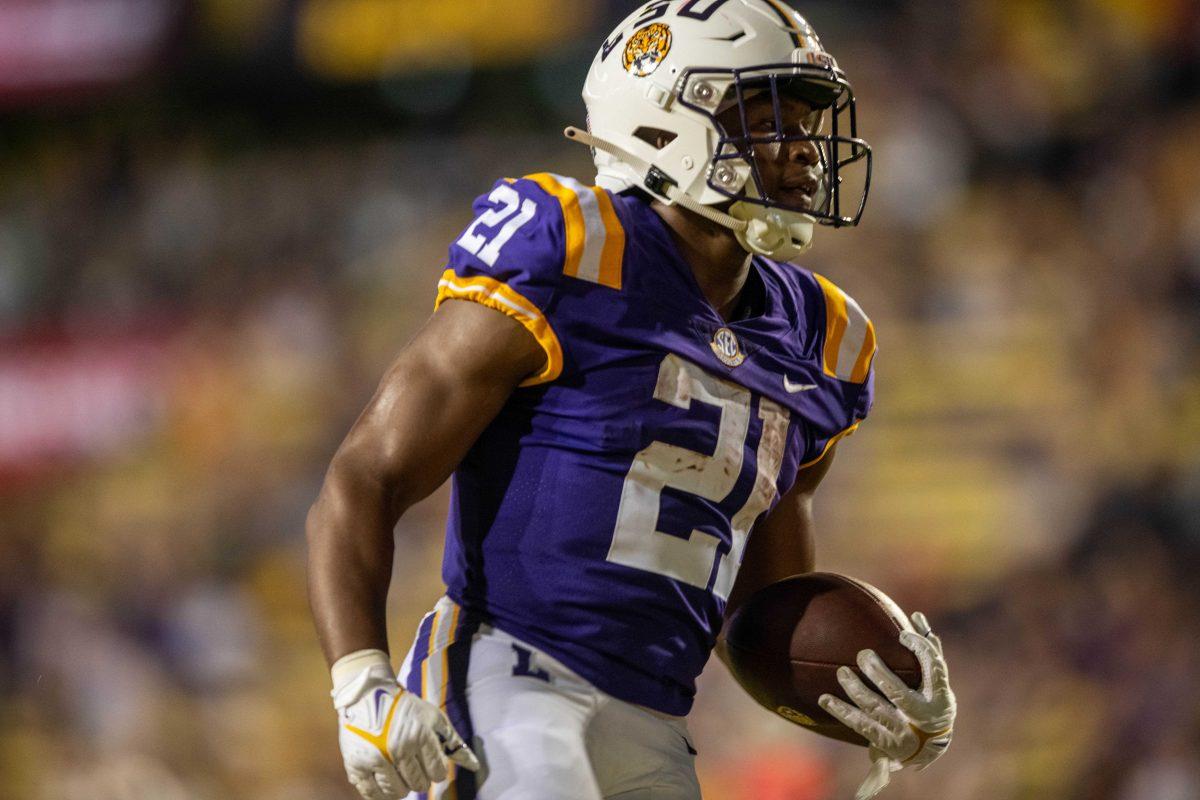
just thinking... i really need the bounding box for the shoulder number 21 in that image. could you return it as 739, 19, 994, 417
456, 184, 537, 267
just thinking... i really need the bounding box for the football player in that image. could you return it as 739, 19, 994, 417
306, 2, 956, 799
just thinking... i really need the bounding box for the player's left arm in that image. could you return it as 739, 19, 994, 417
719, 440, 957, 800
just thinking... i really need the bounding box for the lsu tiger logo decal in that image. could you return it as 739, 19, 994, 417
622, 23, 672, 77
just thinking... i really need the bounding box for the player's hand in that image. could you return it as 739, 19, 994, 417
817, 612, 955, 800
332, 657, 480, 800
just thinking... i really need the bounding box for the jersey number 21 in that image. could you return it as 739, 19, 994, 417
607, 354, 790, 600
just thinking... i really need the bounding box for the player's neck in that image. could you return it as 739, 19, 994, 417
651, 201, 752, 322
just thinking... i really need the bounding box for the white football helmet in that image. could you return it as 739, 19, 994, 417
567, 0, 872, 262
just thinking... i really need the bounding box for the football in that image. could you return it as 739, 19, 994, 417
722, 572, 922, 745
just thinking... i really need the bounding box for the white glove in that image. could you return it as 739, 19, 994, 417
818, 612, 956, 800
332, 649, 480, 800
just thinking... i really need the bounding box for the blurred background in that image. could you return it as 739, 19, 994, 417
1, 0, 1198, 798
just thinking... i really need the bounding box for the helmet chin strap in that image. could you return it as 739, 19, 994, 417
565, 126, 813, 262
729, 202, 815, 262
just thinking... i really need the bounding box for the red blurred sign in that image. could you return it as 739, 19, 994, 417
0, 0, 183, 103
0, 332, 168, 480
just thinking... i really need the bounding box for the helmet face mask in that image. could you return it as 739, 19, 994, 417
682, 65, 872, 228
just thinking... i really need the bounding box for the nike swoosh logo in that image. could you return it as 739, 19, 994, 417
372, 688, 389, 719
783, 377, 818, 393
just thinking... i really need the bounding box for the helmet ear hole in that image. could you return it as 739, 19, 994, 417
633, 127, 679, 150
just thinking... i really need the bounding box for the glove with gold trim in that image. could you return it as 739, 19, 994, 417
818, 612, 955, 800
332, 649, 479, 800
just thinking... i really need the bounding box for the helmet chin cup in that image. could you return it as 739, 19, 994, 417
730, 202, 815, 262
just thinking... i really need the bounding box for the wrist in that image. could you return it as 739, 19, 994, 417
330, 648, 394, 707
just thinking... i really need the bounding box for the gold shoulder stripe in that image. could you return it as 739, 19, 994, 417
850, 314, 876, 384
524, 172, 624, 290
525, 173, 586, 280
813, 273, 875, 384
815, 272, 848, 378
435, 269, 564, 386
593, 185, 626, 289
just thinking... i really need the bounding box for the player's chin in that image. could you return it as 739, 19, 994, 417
774, 189, 816, 213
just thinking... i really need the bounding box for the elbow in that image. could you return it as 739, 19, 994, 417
305, 479, 337, 559
307, 450, 349, 528
304, 492, 329, 550
305, 453, 377, 548
306, 448, 411, 548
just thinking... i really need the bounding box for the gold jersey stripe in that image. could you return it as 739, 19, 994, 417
525, 172, 586, 279
815, 273, 848, 378
524, 172, 625, 290
850, 317, 877, 384
435, 270, 564, 386
813, 272, 875, 384
593, 185, 626, 290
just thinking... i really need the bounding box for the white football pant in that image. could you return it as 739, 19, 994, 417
398, 596, 702, 800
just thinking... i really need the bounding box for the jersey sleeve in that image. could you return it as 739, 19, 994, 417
434, 173, 626, 387
803, 273, 877, 465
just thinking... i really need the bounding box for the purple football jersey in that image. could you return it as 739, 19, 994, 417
432, 173, 876, 716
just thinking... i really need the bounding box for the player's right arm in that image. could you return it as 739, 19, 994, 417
308, 174, 571, 799
306, 298, 543, 664
306, 299, 543, 799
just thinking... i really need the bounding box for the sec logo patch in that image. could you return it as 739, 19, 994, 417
623, 23, 672, 77
710, 326, 745, 367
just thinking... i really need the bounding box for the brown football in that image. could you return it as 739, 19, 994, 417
722, 572, 922, 746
